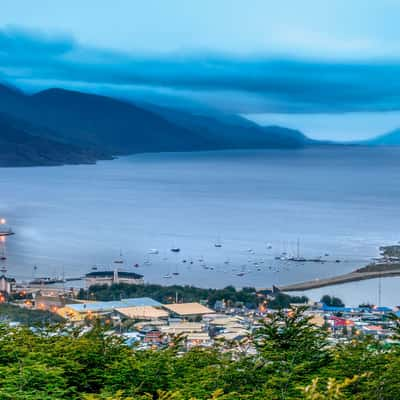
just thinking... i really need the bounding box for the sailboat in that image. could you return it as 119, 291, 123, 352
113, 250, 124, 264
0, 245, 6, 261
288, 239, 306, 262
214, 237, 222, 248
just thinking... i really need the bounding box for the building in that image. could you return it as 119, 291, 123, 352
0, 275, 15, 294
161, 322, 205, 335
115, 306, 169, 320
34, 295, 72, 312
163, 302, 215, 320
58, 297, 162, 321
85, 270, 144, 287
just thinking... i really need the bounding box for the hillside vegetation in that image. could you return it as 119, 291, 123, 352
0, 307, 399, 399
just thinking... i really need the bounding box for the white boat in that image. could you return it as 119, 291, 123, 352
0, 219, 14, 236
113, 250, 124, 264
148, 249, 159, 254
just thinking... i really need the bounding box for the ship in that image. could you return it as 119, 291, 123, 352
29, 277, 65, 285
0, 220, 14, 237
0, 228, 14, 237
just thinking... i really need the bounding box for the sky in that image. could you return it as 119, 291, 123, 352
2, 0, 400, 140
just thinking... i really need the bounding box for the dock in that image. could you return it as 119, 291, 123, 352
277, 268, 400, 292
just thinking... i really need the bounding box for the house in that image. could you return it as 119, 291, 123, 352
161, 322, 205, 335
185, 332, 212, 349
0, 275, 15, 294
85, 270, 144, 287
163, 302, 214, 320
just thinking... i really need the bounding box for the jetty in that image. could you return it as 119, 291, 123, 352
277, 265, 400, 292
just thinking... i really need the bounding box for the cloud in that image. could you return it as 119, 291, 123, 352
2, 27, 400, 113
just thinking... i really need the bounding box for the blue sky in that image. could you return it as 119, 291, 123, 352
1, 0, 400, 140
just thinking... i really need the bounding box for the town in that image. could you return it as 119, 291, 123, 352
1, 267, 399, 352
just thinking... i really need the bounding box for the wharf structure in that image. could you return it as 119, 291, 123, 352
85, 270, 144, 287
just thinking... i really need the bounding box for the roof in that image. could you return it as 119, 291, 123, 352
67, 297, 162, 313
364, 325, 383, 331
0, 275, 16, 282
161, 322, 205, 334
322, 305, 353, 312
329, 316, 354, 327
85, 271, 143, 279
116, 306, 169, 319
163, 302, 214, 316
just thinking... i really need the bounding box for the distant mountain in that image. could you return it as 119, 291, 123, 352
366, 128, 400, 146
139, 103, 311, 149
0, 82, 316, 167
0, 112, 103, 167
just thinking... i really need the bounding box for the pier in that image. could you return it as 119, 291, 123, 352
277, 268, 400, 292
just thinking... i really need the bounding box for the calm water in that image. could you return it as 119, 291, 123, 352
1, 147, 400, 306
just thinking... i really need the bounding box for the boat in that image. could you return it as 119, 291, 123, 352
163, 274, 172, 279
29, 277, 65, 285
114, 251, 124, 264
0, 246, 6, 261
172, 272, 180, 276
214, 236, 222, 248
0, 219, 14, 236
170, 248, 180, 253
236, 272, 245, 277
148, 249, 159, 254
288, 239, 307, 262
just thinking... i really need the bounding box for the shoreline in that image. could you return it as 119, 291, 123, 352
277, 268, 400, 292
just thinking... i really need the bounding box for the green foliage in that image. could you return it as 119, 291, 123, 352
78, 283, 260, 308
79, 283, 309, 312
0, 309, 399, 399
268, 292, 309, 309
320, 295, 345, 307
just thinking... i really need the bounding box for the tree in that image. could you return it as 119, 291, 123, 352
254, 307, 330, 399
321, 295, 345, 307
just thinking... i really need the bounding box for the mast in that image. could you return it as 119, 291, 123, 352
297, 238, 300, 259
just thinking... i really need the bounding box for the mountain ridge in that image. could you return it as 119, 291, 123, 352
0, 82, 318, 167
0, 112, 106, 167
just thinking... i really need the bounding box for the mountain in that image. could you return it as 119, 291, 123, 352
366, 128, 400, 146
0, 85, 217, 155
0, 83, 314, 167
0, 112, 104, 167
138, 103, 311, 149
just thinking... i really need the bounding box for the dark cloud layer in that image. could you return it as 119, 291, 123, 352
2, 27, 400, 113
